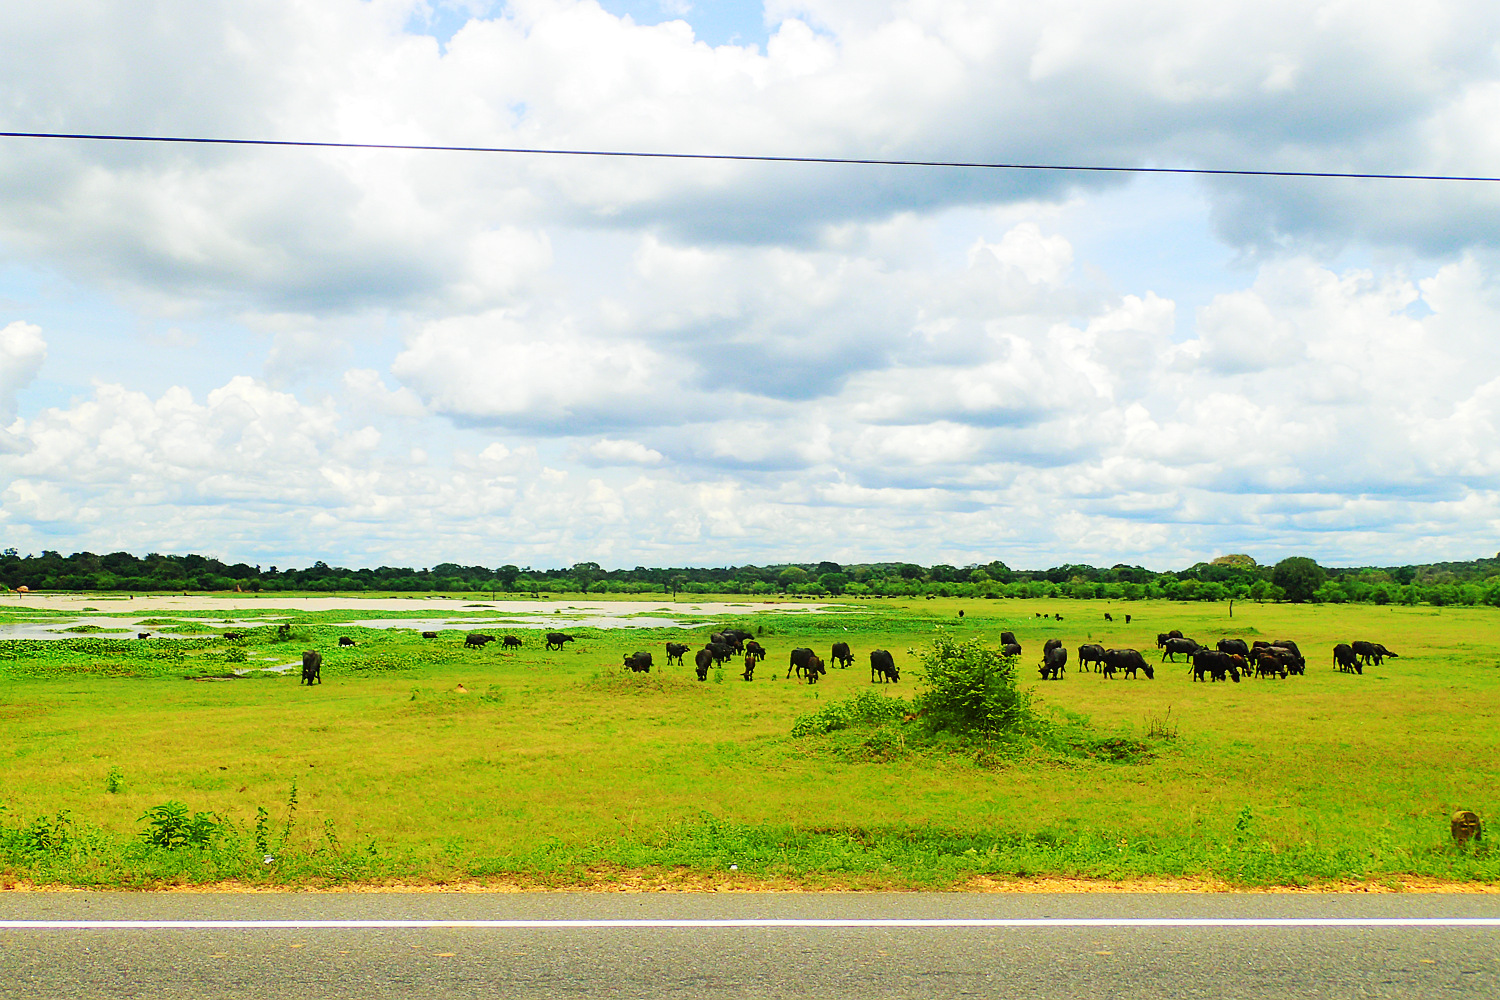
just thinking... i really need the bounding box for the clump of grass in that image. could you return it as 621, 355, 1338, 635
791, 688, 909, 736
104, 766, 124, 794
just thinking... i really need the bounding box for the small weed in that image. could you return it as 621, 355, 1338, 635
104, 765, 124, 794
1144, 705, 1179, 740
139, 801, 224, 849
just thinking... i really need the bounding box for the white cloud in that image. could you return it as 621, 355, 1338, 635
585, 438, 664, 464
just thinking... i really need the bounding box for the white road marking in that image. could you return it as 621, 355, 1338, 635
4, 918, 1499, 930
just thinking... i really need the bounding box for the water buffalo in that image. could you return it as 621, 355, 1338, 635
465, 633, 496, 649
1333, 643, 1360, 673
137, 632, 151, 640
1191, 649, 1239, 683
1077, 643, 1106, 672
623, 651, 652, 673
870, 649, 899, 683
830, 642, 854, 668
787, 647, 825, 682
301, 650, 322, 685
503, 635, 522, 648
1103, 648, 1152, 680
1103, 613, 1113, 622
742, 653, 756, 681
338, 636, 355, 647
1001, 642, 1023, 657
1255, 652, 1287, 679
421, 631, 439, 639
1216, 638, 1249, 657
1161, 637, 1200, 662
665, 642, 689, 665
545, 632, 574, 651
1000, 631, 1017, 646
1352, 640, 1397, 666
1039, 645, 1067, 680
694, 648, 712, 681
223, 631, 244, 640
744, 640, 766, 662
1125, 615, 1131, 624
1043, 638, 1063, 656
1156, 630, 1184, 648
711, 631, 746, 654
706, 642, 733, 665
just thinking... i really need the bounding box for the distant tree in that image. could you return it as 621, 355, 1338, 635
1211, 553, 1258, 568
897, 563, 926, 580
818, 572, 848, 595
778, 567, 809, 593
572, 562, 601, 594
1272, 557, 1326, 603
815, 561, 842, 576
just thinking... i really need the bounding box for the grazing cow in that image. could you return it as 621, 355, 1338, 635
1352, 640, 1398, 666
1034, 612, 1043, 618
742, 653, 756, 681
1104, 613, 1113, 622
1273, 639, 1303, 659
1000, 631, 1017, 646
1374, 643, 1399, 663
1102, 648, 1152, 680
223, 631, 244, 640
301, 650, 322, 685
137, 632, 151, 640
1039, 645, 1067, 680
338, 636, 355, 647
421, 631, 438, 639
545, 632, 574, 651
665, 642, 689, 665
1216, 638, 1250, 658
1156, 629, 1185, 648
1333, 643, 1360, 673
802, 655, 827, 684
787, 647, 819, 681
1161, 637, 1200, 662
830, 642, 854, 669
958, 610, 964, 618
1054, 614, 1063, 621
744, 640, 766, 662
1125, 615, 1131, 624
694, 648, 713, 682
1255, 652, 1287, 680
1191, 649, 1240, 683
1001, 642, 1023, 657
465, 633, 496, 649
503, 635, 522, 649
1077, 643, 1106, 672
711, 631, 746, 654
706, 642, 733, 665
870, 649, 899, 683
624, 651, 652, 673
1043, 638, 1063, 656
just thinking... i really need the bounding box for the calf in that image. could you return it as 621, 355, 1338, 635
742, 653, 756, 681
787, 647, 819, 681
465, 633, 496, 649
870, 649, 899, 683
545, 632, 574, 651
665, 642, 689, 665
830, 641, 854, 669
301, 650, 322, 685
623, 651, 652, 673
503, 635, 522, 649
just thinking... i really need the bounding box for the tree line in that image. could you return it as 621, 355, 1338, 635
3, 548, 1499, 607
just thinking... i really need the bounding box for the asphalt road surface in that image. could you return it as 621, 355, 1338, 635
2, 891, 1497, 998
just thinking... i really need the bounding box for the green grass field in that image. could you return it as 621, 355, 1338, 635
1, 596, 1496, 889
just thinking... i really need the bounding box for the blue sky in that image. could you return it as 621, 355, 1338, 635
2, 0, 1499, 571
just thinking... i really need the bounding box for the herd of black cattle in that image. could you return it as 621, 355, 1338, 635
290, 622, 1401, 686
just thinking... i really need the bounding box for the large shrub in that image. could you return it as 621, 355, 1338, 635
915, 637, 1040, 742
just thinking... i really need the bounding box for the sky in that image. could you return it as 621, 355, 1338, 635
2, 0, 1500, 572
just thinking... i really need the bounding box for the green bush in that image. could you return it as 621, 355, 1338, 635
791, 688, 908, 737
914, 637, 1040, 741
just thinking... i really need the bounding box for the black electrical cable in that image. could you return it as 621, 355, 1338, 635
0, 130, 1496, 183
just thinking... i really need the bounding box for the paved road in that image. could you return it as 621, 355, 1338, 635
2, 892, 1497, 998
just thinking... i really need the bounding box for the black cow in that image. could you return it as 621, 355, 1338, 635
1000, 631, 1017, 646
338, 636, 355, 647
1039, 645, 1067, 679
545, 632, 574, 651
465, 633, 496, 649
1001, 642, 1022, 657
1273, 639, 1303, 659
1191, 649, 1240, 683
665, 642, 689, 665
870, 649, 899, 683
223, 631, 244, 640
1043, 638, 1063, 656
694, 648, 712, 681
1373, 643, 1399, 663
706, 642, 732, 665
301, 650, 322, 685
624, 651, 652, 673
744, 640, 766, 662
830, 642, 854, 668
503, 635, 522, 649
1103, 613, 1113, 622
137, 632, 151, 640
1161, 637, 1199, 662
421, 631, 438, 639
1077, 643, 1106, 672
1156, 629, 1184, 648
1054, 614, 1063, 621
742, 653, 756, 681
1217, 638, 1249, 657
1333, 643, 1360, 673
1255, 652, 1287, 679
1352, 640, 1397, 666
711, 631, 746, 654
1102, 648, 1151, 680
1125, 614, 1131, 624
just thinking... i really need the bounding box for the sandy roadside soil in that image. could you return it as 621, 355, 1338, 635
0, 594, 831, 616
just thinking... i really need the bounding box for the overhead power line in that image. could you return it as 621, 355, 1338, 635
0, 130, 1496, 183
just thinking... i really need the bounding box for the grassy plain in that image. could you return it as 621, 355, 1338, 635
0, 596, 1496, 889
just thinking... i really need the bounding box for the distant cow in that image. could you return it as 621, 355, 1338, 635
421, 631, 438, 639
1001, 642, 1023, 657
545, 632, 574, 651
742, 653, 756, 681
1217, 638, 1250, 657
744, 640, 766, 662
1054, 614, 1063, 621
465, 633, 496, 649
1352, 640, 1397, 667
338, 636, 355, 647
1103, 613, 1113, 622
1039, 645, 1067, 680
1000, 631, 1017, 646
137, 632, 151, 640
870, 649, 899, 683
665, 642, 689, 665
694, 648, 712, 681
1333, 643, 1361, 673
223, 631, 244, 640
301, 650, 322, 685
503, 635, 522, 649
624, 651, 652, 673
830, 642, 854, 669
1125, 615, 1131, 624
1077, 643, 1106, 672
1161, 637, 1200, 662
